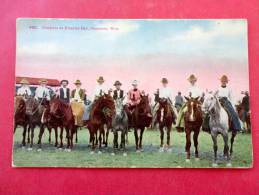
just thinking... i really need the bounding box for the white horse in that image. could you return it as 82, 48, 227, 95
202, 92, 233, 167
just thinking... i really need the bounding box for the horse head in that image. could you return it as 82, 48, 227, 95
185, 96, 202, 122
96, 94, 115, 119
49, 98, 64, 118
138, 95, 151, 115
202, 92, 219, 114
14, 96, 26, 115
25, 97, 39, 116
115, 97, 125, 118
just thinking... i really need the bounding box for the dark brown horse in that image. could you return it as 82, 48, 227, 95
14, 96, 28, 146
130, 95, 152, 152
236, 102, 251, 133
47, 98, 75, 150
156, 98, 175, 151
184, 97, 203, 161
25, 97, 45, 149
88, 94, 115, 151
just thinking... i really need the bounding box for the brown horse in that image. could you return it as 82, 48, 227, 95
236, 102, 251, 133
184, 97, 203, 161
47, 98, 75, 150
14, 96, 28, 146
88, 94, 115, 151
130, 95, 152, 152
156, 98, 175, 151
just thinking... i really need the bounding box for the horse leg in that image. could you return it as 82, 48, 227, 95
29, 125, 35, 149
66, 127, 70, 149
75, 127, 78, 143
27, 126, 31, 144
105, 127, 109, 147
59, 127, 64, 148
121, 131, 126, 150
21, 125, 27, 147
139, 128, 144, 151
222, 131, 231, 165
193, 130, 200, 159
48, 128, 51, 143
134, 129, 139, 150
113, 130, 118, 149
54, 127, 58, 147
167, 126, 171, 147
211, 131, 218, 166
14, 124, 17, 134
230, 131, 237, 156
159, 126, 164, 148
98, 130, 102, 149
37, 126, 45, 148
70, 127, 74, 149
185, 129, 191, 160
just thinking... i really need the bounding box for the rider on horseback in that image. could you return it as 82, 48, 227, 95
152, 78, 176, 128
35, 79, 51, 102
83, 76, 109, 122
175, 74, 203, 132
217, 75, 242, 132
126, 80, 142, 112
17, 78, 32, 98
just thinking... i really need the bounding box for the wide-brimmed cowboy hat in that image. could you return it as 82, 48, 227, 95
114, 80, 122, 86
220, 75, 229, 82
97, 76, 105, 83
20, 78, 29, 84
132, 80, 138, 86
74, 79, 82, 85
39, 78, 48, 83
60, 80, 69, 84
161, 78, 168, 83
187, 74, 197, 82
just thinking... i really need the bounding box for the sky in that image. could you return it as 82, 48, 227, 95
16, 19, 249, 102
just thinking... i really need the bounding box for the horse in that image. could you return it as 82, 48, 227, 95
236, 102, 251, 133
183, 97, 203, 161
14, 96, 28, 146
130, 95, 152, 152
47, 98, 76, 150
25, 97, 45, 149
111, 98, 128, 155
202, 93, 234, 167
156, 98, 175, 152
88, 94, 115, 151
38, 102, 63, 148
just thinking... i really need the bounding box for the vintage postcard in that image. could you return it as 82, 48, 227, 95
13, 18, 252, 168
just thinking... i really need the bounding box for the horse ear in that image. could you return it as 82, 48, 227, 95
184, 96, 189, 101
195, 97, 199, 101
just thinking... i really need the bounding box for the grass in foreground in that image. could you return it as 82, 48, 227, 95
13, 127, 253, 168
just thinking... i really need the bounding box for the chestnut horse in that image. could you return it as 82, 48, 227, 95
25, 97, 45, 149
14, 96, 28, 146
47, 98, 75, 150
131, 95, 152, 152
88, 94, 115, 150
184, 97, 203, 161
156, 98, 176, 151
236, 102, 251, 133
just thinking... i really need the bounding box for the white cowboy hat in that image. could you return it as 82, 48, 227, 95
132, 80, 138, 86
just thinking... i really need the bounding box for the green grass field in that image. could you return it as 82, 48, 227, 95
12, 127, 253, 168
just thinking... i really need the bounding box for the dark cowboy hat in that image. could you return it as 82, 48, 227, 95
60, 80, 69, 84
114, 80, 122, 86
161, 78, 168, 83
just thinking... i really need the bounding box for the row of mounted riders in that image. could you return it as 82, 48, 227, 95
14, 93, 250, 162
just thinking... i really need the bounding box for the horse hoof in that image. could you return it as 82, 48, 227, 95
167, 148, 172, 153
90, 151, 95, 155
195, 158, 200, 161
136, 150, 141, 153
98, 151, 102, 154
111, 152, 115, 156
185, 159, 190, 163
226, 163, 232, 167
212, 163, 218, 167
159, 148, 164, 153
140, 148, 144, 152
27, 147, 32, 151
58, 148, 63, 151
21, 146, 25, 149
37, 148, 42, 152
67, 149, 71, 152
123, 152, 127, 157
